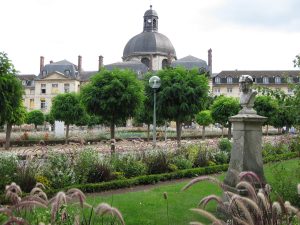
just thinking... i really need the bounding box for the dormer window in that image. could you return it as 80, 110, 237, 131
263, 77, 269, 84
227, 77, 233, 84
42, 70, 47, 76
275, 76, 281, 84
215, 77, 220, 84
65, 70, 70, 76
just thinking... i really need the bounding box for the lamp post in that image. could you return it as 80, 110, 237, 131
149, 75, 161, 148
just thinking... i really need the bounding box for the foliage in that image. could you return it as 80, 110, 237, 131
144, 150, 173, 174
74, 149, 100, 183
26, 110, 44, 129
211, 151, 230, 164
195, 110, 213, 127
15, 160, 37, 193
218, 138, 232, 153
293, 54, 300, 68
112, 154, 147, 178
80, 68, 144, 151
170, 155, 193, 170
210, 95, 240, 138
262, 142, 289, 157
193, 145, 212, 167
0, 52, 24, 125
87, 160, 115, 183
51, 93, 85, 143
44, 113, 55, 125
41, 152, 76, 189
0, 153, 18, 192
254, 95, 279, 126
156, 67, 209, 145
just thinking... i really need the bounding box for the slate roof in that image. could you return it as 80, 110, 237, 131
105, 61, 149, 76
123, 32, 176, 59
17, 74, 36, 80
80, 71, 98, 82
38, 60, 79, 79
171, 55, 208, 71
216, 70, 300, 78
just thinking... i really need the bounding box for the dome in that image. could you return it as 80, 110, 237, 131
123, 32, 176, 59
144, 9, 158, 17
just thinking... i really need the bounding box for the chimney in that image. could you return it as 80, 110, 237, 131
98, 55, 104, 71
208, 48, 212, 75
50, 60, 53, 64
78, 55, 82, 73
40, 56, 44, 73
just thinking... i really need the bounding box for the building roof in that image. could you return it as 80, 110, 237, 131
105, 60, 149, 75
171, 55, 208, 71
123, 31, 176, 59
216, 70, 300, 78
80, 71, 98, 82
39, 60, 79, 79
17, 74, 36, 80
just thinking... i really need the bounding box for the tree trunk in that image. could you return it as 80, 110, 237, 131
221, 127, 224, 137
65, 124, 69, 144
164, 122, 167, 142
202, 126, 206, 140
35, 124, 38, 131
175, 120, 182, 147
5, 123, 12, 150
147, 124, 150, 142
228, 122, 232, 139
266, 125, 269, 136
110, 122, 115, 154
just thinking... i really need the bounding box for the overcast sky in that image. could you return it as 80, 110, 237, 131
1, 0, 300, 74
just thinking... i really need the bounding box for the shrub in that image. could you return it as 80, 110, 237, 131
87, 161, 114, 183
262, 142, 290, 157
41, 152, 76, 189
170, 155, 193, 170
112, 154, 147, 178
144, 150, 173, 174
15, 159, 38, 193
193, 145, 211, 167
211, 151, 230, 165
0, 153, 18, 192
218, 138, 232, 152
74, 149, 100, 183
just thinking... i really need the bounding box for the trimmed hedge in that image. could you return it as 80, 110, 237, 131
263, 152, 298, 163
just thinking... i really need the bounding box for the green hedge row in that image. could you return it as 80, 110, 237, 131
263, 152, 298, 163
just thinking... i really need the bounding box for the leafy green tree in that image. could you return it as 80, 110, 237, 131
156, 67, 209, 146
0, 52, 24, 149
51, 93, 85, 144
195, 110, 214, 139
254, 95, 279, 134
80, 69, 144, 152
210, 95, 240, 139
45, 113, 55, 125
26, 110, 44, 130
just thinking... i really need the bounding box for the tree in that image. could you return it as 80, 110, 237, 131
80, 68, 144, 152
210, 95, 240, 139
254, 95, 279, 135
195, 110, 213, 139
26, 110, 44, 130
51, 93, 85, 144
156, 67, 209, 146
0, 52, 24, 149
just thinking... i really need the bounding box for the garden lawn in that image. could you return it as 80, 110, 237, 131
86, 159, 300, 225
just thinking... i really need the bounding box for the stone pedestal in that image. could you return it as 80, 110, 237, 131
224, 114, 267, 188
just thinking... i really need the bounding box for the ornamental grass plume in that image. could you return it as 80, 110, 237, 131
94, 202, 125, 225
183, 171, 300, 225
5, 182, 22, 204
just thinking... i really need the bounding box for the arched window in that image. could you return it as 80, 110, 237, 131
275, 76, 281, 84
263, 77, 269, 84
227, 77, 232, 84
162, 59, 168, 69
153, 19, 157, 29
215, 77, 220, 84
141, 57, 150, 68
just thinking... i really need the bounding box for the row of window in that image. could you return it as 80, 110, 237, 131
40, 83, 70, 94
215, 76, 294, 84
213, 87, 294, 94
41, 70, 72, 76
22, 80, 34, 86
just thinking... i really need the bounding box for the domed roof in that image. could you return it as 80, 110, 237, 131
123, 32, 176, 58
144, 8, 158, 17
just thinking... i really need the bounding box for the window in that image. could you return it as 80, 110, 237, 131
42, 70, 47, 76
22, 80, 26, 85
52, 83, 59, 94
141, 57, 150, 68
227, 87, 233, 93
41, 84, 46, 94
215, 77, 221, 84
214, 88, 220, 94
263, 77, 269, 84
287, 77, 293, 83
30, 99, 34, 109
153, 19, 157, 29
275, 77, 281, 84
40, 99, 46, 110
65, 70, 70, 76
30, 89, 35, 95
227, 77, 233, 84
162, 59, 168, 69
64, 83, 70, 93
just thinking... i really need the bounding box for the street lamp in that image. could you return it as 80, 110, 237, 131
149, 75, 161, 147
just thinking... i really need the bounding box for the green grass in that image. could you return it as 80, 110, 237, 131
85, 159, 299, 225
